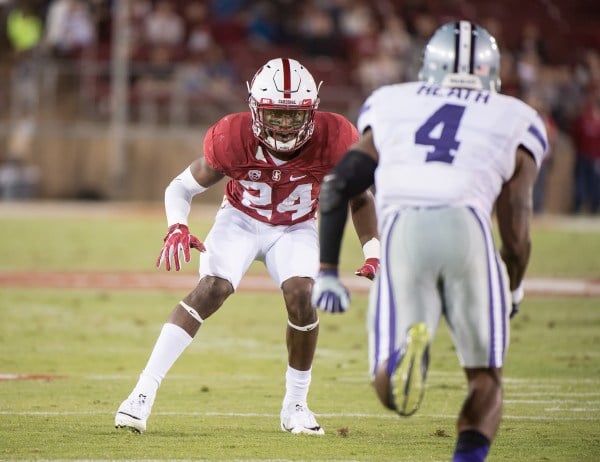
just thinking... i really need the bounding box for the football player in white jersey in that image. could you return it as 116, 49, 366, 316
312, 21, 548, 461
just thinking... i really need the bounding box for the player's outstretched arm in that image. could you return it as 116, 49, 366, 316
157, 158, 224, 271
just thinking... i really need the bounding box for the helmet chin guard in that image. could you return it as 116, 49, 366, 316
419, 21, 501, 92
247, 58, 321, 152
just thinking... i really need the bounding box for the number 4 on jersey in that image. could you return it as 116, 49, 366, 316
415, 104, 465, 164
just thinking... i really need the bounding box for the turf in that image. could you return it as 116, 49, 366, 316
0, 203, 599, 276
1, 290, 598, 460
0, 203, 599, 460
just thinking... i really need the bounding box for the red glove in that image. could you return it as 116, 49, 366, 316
156, 224, 205, 271
355, 257, 379, 280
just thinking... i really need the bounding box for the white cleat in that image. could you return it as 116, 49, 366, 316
114, 393, 153, 433
280, 402, 325, 435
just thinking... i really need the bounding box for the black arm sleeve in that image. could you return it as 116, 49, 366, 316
319, 150, 377, 265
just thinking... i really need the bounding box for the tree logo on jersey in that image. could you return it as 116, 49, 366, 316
249, 170, 262, 181
272, 170, 281, 181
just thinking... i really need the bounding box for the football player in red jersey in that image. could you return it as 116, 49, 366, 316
115, 58, 379, 435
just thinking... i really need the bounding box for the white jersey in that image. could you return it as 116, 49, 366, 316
357, 81, 548, 224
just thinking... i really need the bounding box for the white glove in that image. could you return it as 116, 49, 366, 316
311, 270, 350, 313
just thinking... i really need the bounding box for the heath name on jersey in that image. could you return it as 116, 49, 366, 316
357, 81, 548, 223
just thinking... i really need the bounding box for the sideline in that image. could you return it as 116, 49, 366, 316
0, 271, 599, 296
2, 201, 600, 230
1, 202, 599, 296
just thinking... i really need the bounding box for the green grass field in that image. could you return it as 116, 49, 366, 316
1, 202, 599, 461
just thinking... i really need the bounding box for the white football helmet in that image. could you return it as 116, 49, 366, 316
419, 21, 501, 92
247, 58, 321, 152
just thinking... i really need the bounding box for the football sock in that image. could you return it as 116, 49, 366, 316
283, 366, 311, 407
133, 323, 193, 398
452, 430, 490, 462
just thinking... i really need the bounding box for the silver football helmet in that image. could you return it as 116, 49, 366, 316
419, 21, 501, 92
247, 58, 321, 152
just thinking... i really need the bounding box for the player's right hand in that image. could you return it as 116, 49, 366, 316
311, 269, 350, 313
156, 224, 205, 271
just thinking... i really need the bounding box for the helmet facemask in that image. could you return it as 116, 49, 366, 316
249, 101, 316, 152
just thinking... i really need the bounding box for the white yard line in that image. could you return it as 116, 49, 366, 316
0, 410, 597, 421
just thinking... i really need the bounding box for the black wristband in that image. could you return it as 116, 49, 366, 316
318, 149, 376, 265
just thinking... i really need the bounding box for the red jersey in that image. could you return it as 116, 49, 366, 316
203, 111, 359, 225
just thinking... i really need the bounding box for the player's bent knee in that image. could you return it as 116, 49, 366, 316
282, 277, 312, 301
182, 276, 233, 320
282, 277, 315, 323
194, 276, 233, 302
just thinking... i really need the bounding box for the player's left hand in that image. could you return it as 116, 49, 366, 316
355, 257, 379, 280
311, 269, 350, 313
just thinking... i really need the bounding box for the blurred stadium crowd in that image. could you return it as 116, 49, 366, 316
0, 0, 599, 212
